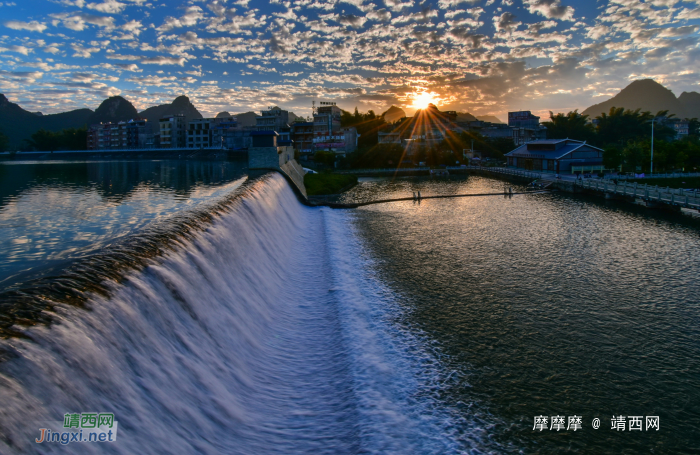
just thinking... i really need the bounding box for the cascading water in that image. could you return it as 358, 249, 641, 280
0, 173, 466, 454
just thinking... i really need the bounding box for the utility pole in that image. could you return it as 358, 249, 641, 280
651, 118, 655, 175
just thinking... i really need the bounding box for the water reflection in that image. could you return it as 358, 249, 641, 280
344, 175, 700, 454
0, 159, 248, 288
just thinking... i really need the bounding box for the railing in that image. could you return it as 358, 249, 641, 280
608, 172, 700, 180
576, 179, 700, 209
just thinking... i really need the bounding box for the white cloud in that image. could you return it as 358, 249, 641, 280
50, 12, 116, 31
0, 45, 32, 55
87, 0, 127, 13
437, 0, 478, 8
115, 63, 142, 71
121, 19, 143, 35
3, 20, 48, 33
157, 6, 205, 32
523, 0, 575, 21
71, 43, 100, 57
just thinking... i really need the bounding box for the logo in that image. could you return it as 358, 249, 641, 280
35, 412, 118, 445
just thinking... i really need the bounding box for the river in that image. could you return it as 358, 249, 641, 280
0, 160, 698, 454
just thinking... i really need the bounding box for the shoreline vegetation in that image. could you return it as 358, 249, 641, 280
304, 173, 357, 196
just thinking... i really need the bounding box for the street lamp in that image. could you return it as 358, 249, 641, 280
650, 116, 661, 175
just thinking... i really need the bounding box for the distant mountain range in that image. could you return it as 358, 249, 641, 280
0, 94, 206, 149
581, 79, 700, 119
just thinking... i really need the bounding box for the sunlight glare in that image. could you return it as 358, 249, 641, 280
410, 91, 441, 109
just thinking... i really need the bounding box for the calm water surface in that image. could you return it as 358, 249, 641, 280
338, 175, 700, 454
0, 159, 247, 289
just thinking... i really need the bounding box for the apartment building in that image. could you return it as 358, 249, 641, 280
160, 115, 187, 148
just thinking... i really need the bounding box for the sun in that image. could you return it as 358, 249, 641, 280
410, 91, 441, 109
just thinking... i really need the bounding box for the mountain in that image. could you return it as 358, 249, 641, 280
382, 105, 406, 123
478, 115, 504, 124
581, 79, 689, 119
233, 111, 259, 127
88, 96, 139, 125
0, 94, 93, 149
455, 112, 477, 122
216, 111, 232, 118
139, 95, 203, 124
679, 92, 700, 119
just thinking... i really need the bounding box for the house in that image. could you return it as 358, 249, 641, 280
505, 139, 605, 174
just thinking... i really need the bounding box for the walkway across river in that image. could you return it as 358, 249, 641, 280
311, 190, 552, 209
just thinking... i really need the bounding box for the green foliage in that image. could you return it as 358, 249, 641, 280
595, 107, 675, 147
0, 129, 9, 152
304, 173, 358, 196
24, 127, 88, 151
340, 108, 387, 148
602, 146, 623, 170
542, 110, 595, 142
314, 150, 336, 167
342, 143, 406, 168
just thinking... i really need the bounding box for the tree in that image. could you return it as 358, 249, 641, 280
314, 150, 336, 167
0, 129, 9, 152
602, 146, 623, 170
25, 129, 59, 151
542, 110, 595, 142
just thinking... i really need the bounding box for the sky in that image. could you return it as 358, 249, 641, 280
0, 0, 699, 121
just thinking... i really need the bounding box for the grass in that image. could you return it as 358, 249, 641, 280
304, 173, 358, 196
627, 177, 700, 189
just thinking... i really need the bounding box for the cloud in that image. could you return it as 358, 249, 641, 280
0, 69, 43, 82
71, 43, 100, 57
385, 0, 414, 12
115, 63, 142, 71
494, 12, 520, 32
367, 8, 391, 21
247, 64, 277, 72
337, 14, 367, 28
141, 56, 187, 65
4, 20, 48, 33
50, 12, 116, 31
523, 0, 575, 21
0, 45, 32, 55
437, 0, 478, 8
126, 75, 177, 86
86, 0, 126, 13
157, 6, 205, 32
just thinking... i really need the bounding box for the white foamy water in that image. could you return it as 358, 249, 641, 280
0, 174, 469, 454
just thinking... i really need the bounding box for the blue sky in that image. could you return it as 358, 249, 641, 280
1, 0, 699, 121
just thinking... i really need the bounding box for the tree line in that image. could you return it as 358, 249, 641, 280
542, 107, 700, 173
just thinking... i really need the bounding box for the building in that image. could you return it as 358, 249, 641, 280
508, 111, 547, 145
257, 107, 292, 132
378, 131, 401, 144
670, 119, 689, 140
160, 115, 187, 148
291, 121, 314, 157
87, 126, 99, 150
126, 119, 154, 149
188, 118, 214, 148
508, 111, 541, 129
505, 139, 605, 174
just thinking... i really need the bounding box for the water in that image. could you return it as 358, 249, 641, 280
337, 175, 700, 454
0, 160, 247, 289
1, 165, 699, 453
